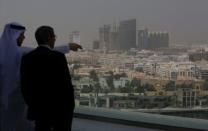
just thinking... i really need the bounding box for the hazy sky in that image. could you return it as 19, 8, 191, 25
0, 0, 208, 48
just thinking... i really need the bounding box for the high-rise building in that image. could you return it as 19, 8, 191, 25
98, 19, 169, 51
160, 32, 169, 48
137, 29, 149, 50
109, 24, 119, 50
92, 40, 100, 50
118, 19, 136, 50
69, 31, 81, 45
137, 30, 169, 50
148, 32, 169, 50
99, 25, 111, 51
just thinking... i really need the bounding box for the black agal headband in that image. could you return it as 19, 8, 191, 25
10, 24, 26, 30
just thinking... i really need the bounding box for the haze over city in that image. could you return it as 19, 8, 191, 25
2, 1, 208, 129
0, 0, 208, 48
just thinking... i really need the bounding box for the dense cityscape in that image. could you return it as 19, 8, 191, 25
66, 19, 208, 115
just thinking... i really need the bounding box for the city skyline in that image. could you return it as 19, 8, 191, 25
0, 0, 208, 48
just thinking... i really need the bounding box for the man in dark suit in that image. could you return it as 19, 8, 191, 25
20, 26, 75, 131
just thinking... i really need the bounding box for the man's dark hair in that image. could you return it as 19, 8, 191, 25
35, 26, 54, 45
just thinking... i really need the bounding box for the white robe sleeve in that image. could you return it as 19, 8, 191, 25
53, 44, 70, 54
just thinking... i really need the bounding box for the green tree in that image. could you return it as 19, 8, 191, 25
203, 79, 208, 90
106, 72, 115, 92
120, 72, 127, 77
73, 63, 81, 70
135, 86, 144, 93
89, 70, 101, 103
143, 83, 156, 91
125, 80, 133, 93
177, 83, 194, 89
103, 88, 110, 95
135, 67, 144, 72
118, 86, 131, 93
164, 81, 175, 91
94, 82, 101, 93
73, 75, 81, 81
117, 80, 133, 93
71, 61, 81, 75
130, 78, 141, 89
89, 70, 99, 82
81, 85, 93, 93
114, 73, 127, 80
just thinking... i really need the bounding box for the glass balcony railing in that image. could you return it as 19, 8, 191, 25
73, 106, 208, 131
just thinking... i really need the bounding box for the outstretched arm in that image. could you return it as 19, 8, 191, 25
53, 43, 83, 53
21, 43, 82, 54
68, 43, 82, 51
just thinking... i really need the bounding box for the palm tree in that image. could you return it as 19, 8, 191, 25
89, 70, 100, 107
130, 77, 141, 91
106, 72, 115, 92
89, 70, 99, 82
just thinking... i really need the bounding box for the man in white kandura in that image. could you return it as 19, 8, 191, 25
0, 22, 82, 131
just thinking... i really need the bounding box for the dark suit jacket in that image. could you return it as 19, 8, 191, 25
21, 46, 74, 121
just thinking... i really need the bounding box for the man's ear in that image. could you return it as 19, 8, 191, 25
47, 36, 52, 43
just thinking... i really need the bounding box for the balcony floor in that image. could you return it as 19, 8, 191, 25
72, 118, 163, 131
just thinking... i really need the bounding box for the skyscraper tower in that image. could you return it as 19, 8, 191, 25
69, 31, 81, 45
137, 28, 148, 50
118, 19, 136, 50
109, 23, 119, 50
99, 25, 111, 52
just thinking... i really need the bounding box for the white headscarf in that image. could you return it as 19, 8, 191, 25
0, 22, 26, 109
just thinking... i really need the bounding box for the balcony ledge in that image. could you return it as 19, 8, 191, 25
74, 106, 208, 131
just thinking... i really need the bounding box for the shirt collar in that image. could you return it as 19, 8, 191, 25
39, 45, 53, 50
